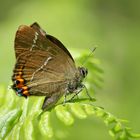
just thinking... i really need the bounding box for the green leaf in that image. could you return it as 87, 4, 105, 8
0, 109, 22, 139
109, 129, 116, 137
118, 131, 129, 140
94, 107, 107, 117
113, 122, 123, 133
126, 130, 140, 138
39, 112, 53, 138
55, 104, 74, 125
5, 122, 22, 140
21, 117, 34, 140
104, 113, 116, 125
83, 104, 96, 115
69, 103, 87, 119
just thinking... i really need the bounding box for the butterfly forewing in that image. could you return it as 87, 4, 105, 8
12, 23, 77, 98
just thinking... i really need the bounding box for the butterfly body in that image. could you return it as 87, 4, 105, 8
12, 23, 88, 110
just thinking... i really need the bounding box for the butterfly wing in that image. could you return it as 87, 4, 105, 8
12, 23, 77, 98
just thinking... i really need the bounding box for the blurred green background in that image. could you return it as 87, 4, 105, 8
0, 0, 140, 139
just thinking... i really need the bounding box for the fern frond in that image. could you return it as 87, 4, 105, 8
0, 87, 140, 140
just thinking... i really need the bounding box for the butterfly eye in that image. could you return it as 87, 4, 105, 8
83, 69, 88, 77
79, 67, 88, 78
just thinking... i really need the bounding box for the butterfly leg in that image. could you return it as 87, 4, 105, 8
63, 94, 67, 104
83, 84, 93, 100
70, 87, 84, 101
70, 84, 93, 101
42, 92, 63, 111
63, 88, 77, 104
61, 91, 68, 106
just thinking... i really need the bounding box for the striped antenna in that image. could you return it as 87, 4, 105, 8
82, 47, 97, 66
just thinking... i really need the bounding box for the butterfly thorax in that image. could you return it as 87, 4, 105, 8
67, 67, 88, 94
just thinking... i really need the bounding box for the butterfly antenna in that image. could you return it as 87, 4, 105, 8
82, 47, 97, 66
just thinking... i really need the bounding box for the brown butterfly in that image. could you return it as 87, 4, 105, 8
11, 22, 89, 111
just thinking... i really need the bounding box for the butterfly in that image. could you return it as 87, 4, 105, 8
11, 22, 89, 111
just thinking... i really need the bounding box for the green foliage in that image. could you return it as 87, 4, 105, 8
0, 89, 140, 140
0, 55, 139, 140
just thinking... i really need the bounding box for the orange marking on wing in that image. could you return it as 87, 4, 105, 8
15, 78, 25, 88
18, 72, 22, 75
16, 76, 21, 79
18, 78, 24, 83
16, 83, 23, 88
23, 90, 29, 96
22, 86, 28, 90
